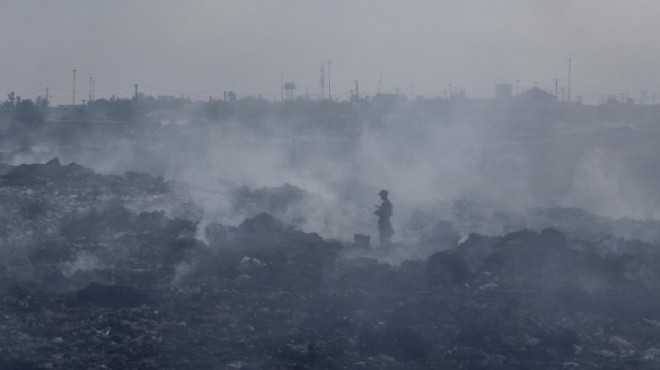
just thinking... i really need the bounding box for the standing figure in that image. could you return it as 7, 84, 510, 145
375, 190, 394, 247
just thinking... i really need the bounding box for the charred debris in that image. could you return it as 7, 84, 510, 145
2, 160, 660, 369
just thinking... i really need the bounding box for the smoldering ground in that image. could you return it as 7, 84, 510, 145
4, 154, 660, 369
5, 97, 660, 368
6, 100, 660, 248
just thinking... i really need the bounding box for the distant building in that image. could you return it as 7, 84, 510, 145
508, 87, 559, 123
372, 93, 408, 105
156, 95, 179, 102
514, 87, 556, 109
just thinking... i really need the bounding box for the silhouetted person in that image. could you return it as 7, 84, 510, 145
375, 190, 394, 247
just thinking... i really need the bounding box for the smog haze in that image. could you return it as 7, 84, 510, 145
3, 1, 660, 104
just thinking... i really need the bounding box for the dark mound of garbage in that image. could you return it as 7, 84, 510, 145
231, 183, 308, 217
0, 157, 168, 193
525, 207, 660, 245
3, 161, 660, 368
406, 200, 660, 245
200, 212, 342, 290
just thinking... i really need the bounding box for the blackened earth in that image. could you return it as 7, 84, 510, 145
1, 161, 660, 369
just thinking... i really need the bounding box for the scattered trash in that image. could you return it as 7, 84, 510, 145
2, 161, 660, 368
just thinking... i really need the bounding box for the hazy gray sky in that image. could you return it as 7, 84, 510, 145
2, 0, 659, 104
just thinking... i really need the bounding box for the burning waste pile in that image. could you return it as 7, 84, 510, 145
2, 160, 660, 369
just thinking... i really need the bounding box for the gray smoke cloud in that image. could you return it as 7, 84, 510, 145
8, 98, 660, 249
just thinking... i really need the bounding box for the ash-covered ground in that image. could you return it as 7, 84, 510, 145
2, 159, 660, 369
3, 95, 660, 369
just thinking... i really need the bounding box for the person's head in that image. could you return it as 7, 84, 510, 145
378, 190, 388, 200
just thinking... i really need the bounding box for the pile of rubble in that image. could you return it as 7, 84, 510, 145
2, 160, 660, 369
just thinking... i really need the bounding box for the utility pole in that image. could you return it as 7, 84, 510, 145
377, 72, 382, 94
327, 60, 333, 101
45, 87, 49, 105
91, 78, 95, 102
554, 78, 559, 100
320, 63, 325, 100
354, 80, 359, 100
134, 84, 138, 104
89, 77, 93, 104
72, 69, 77, 105
567, 57, 572, 103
